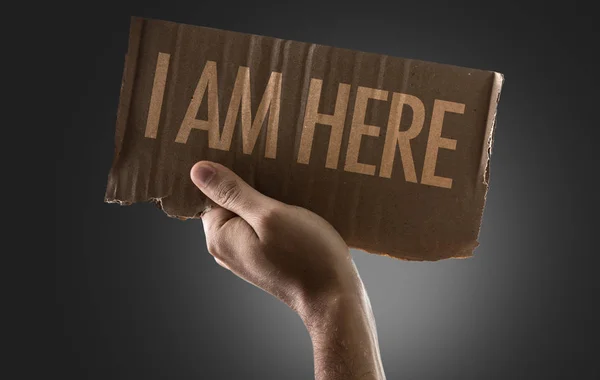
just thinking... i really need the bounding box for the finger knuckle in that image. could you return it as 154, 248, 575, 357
215, 179, 241, 208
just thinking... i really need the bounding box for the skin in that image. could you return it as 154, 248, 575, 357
190, 161, 386, 380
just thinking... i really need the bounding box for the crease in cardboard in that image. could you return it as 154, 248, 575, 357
145, 52, 168, 200
324, 46, 338, 223
105, 19, 143, 204
295, 43, 317, 164
370, 54, 388, 247
348, 50, 364, 242
116, 23, 143, 164
279, 40, 292, 199
164, 26, 183, 199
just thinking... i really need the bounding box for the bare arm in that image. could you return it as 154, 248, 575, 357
190, 161, 386, 380
302, 287, 385, 380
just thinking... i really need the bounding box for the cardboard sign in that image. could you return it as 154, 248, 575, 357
105, 17, 504, 261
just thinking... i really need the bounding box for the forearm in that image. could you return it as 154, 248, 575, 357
300, 284, 386, 380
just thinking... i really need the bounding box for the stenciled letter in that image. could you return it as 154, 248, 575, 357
221, 67, 282, 158
175, 61, 219, 145
379, 93, 425, 182
421, 99, 465, 189
297, 79, 350, 169
345, 86, 388, 175
144, 52, 171, 139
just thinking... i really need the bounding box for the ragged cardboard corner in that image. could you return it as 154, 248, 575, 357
105, 16, 504, 261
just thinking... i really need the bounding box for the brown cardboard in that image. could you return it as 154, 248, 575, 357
105, 16, 504, 261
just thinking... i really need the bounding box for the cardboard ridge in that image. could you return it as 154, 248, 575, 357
105, 17, 504, 261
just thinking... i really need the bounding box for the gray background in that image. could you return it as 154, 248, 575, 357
56, 1, 599, 379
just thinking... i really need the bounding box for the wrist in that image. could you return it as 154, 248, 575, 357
298, 281, 372, 337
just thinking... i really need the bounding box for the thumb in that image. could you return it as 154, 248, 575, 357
190, 161, 272, 221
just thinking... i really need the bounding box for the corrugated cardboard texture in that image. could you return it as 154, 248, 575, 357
105, 17, 504, 261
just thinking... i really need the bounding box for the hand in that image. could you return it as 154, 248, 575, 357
190, 161, 386, 380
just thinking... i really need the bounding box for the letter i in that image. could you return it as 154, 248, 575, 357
145, 52, 171, 139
